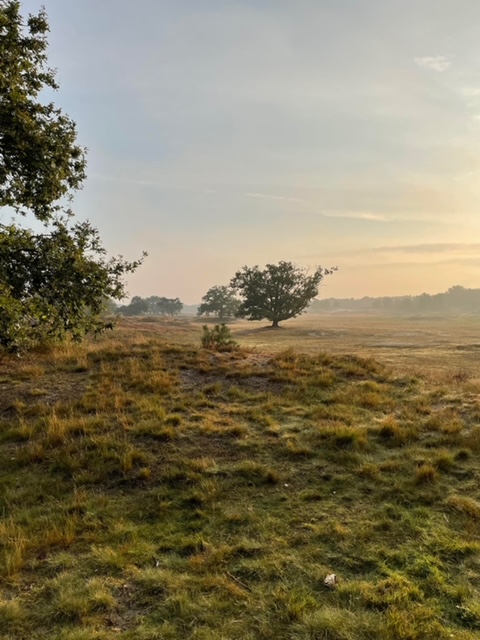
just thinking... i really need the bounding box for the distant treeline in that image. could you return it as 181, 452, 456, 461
116, 296, 183, 316
309, 286, 480, 314
112, 285, 480, 318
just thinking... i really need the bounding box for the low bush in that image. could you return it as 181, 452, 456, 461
201, 324, 238, 352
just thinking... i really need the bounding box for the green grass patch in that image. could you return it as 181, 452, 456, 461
1, 331, 480, 638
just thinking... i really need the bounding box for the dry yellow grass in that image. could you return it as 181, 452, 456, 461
116, 312, 480, 377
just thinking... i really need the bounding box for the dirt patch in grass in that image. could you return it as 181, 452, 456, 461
178, 368, 284, 395
174, 350, 284, 395
0, 372, 89, 416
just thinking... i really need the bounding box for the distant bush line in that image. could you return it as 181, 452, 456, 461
310, 286, 480, 314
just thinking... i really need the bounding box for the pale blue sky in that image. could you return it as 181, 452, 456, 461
19, 0, 480, 301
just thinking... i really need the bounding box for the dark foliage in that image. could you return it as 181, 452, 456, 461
231, 261, 337, 327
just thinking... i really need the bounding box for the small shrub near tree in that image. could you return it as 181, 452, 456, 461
201, 324, 238, 352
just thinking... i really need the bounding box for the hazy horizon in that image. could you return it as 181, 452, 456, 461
17, 0, 480, 304
127, 282, 479, 308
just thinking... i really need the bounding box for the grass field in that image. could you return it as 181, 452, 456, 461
1, 313, 480, 639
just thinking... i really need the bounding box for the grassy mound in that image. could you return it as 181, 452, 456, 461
1, 332, 480, 639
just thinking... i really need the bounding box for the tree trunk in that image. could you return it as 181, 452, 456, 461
271, 319, 280, 328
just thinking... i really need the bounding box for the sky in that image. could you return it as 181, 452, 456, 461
18, 0, 480, 302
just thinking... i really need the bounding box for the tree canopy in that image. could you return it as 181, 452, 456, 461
197, 286, 239, 321
0, 2, 144, 351
0, 221, 142, 351
231, 261, 337, 327
156, 297, 183, 317
0, 1, 86, 221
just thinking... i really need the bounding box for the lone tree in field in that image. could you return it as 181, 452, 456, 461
0, 2, 144, 351
230, 261, 337, 328
197, 286, 240, 321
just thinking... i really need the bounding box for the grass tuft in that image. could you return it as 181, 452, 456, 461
445, 494, 480, 520
415, 463, 438, 484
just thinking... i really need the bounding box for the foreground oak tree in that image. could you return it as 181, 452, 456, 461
0, 1, 144, 351
231, 261, 337, 328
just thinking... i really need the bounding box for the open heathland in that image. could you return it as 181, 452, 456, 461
1, 314, 480, 639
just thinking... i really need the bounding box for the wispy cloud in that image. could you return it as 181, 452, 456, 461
461, 87, 480, 98
414, 56, 452, 72
362, 243, 480, 255
322, 211, 389, 222
243, 192, 307, 204
295, 243, 480, 262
